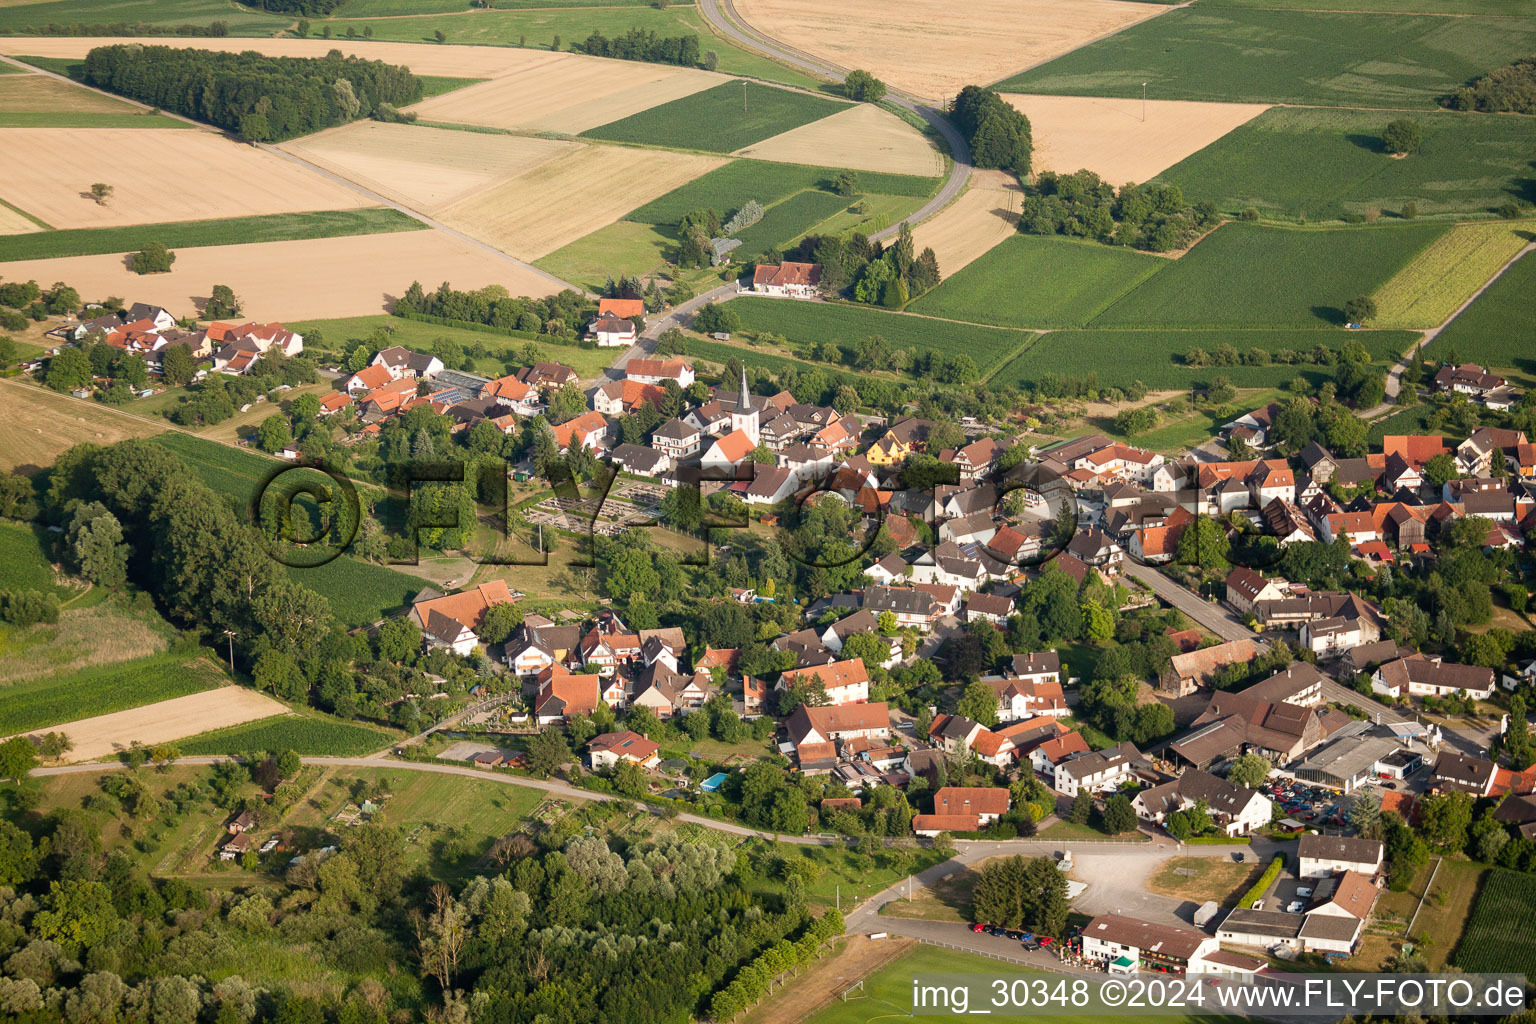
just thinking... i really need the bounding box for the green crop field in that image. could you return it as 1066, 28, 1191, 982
147, 433, 292, 508
340, 0, 666, 14
624, 159, 940, 226
583, 81, 849, 153
991, 328, 1416, 391
0, 0, 286, 33
1155, 107, 1536, 221
0, 208, 423, 264
535, 221, 676, 294
0, 652, 227, 734
909, 235, 1167, 329
1429, 249, 1536, 377
176, 712, 399, 757
1452, 868, 1536, 976
1370, 221, 1533, 328
733, 190, 851, 258
723, 296, 1035, 375
0, 521, 71, 599
1090, 222, 1447, 329
996, 8, 1536, 109
1203, 0, 1519, 13
417, 75, 486, 99
284, 558, 432, 629
0, 111, 194, 129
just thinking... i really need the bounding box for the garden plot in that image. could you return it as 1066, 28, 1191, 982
733, 0, 1167, 102
283, 122, 580, 212
435, 144, 725, 261
733, 102, 943, 176
405, 51, 727, 134
30, 686, 286, 763
909, 169, 1021, 276
525, 480, 668, 537
0, 230, 563, 321
0, 127, 370, 229
1002, 94, 1269, 184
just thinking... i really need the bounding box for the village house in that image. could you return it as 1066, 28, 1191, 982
1431, 750, 1497, 796
1051, 741, 1142, 797
519, 362, 579, 391
928, 713, 986, 757
588, 311, 638, 348
1158, 639, 1262, 697
372, 345, 441, 380
1225, 568, 1288, 617
1433, 363, 1506, 398
625, 357, 695, 388
552, 410, 609, 451
1371, 654, 1495, 701
533, 667, 603, 725
1080, 915, 1218, 975
592, 379, 665, 416
587, 730, 660, 770
1297, 834, 1384, 879
750, 261, 822, 298
862, 585, 941, 630
1132, 769, 1272, 836
407, 581, 516, 656
777, 659, 870, 705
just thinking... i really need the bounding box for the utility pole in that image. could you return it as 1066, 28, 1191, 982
743, 79, 748, 113
1142, 82, 1148, 122
836, 884, 840, 912
222, 629, 236, 673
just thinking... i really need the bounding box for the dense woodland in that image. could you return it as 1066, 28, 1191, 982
80, 45, 422, 142
245, 0, 348, 15
1443, 57, 1536, 113
1019, 169, 1220, 252
950, 85, 1033, 177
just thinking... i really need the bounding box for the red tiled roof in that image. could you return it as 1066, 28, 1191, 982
710, 428, 756, 464
934, 786, 1009, 816
598, 297, 645, 318
1382, 434, 1447, 467
752, 261, 821, 288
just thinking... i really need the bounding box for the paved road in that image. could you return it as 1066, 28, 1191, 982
697, 0, 973, 244
1121, 560, 1255, 643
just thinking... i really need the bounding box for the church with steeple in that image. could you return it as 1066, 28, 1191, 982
729, 364, 759, 445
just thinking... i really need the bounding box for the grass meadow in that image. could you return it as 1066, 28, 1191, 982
991, 328, 1418, 390
0, 208, 423, 263
1429, 249, 1536, 377
534, 220, 677, 293
624, 159, 940, 225
342, 0, 661, 11
684, 335, 854, 381
1155, 107, 1536, 221
1089, 221, 1447, 328
0, 652, 227, 734
996, 8, 1536, 109
583, 81, 849, 153
732, 190, 851, 258
908, 235, 1167, 329
722, 296, 1035, 375
175, 711, 400, 757
0, 0, 285, 33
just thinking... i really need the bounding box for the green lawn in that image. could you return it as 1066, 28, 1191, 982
175, 710, 400, 757
583, 80, 849, 153
909, 235, 1167, 329
996, 8, 1536, 109
1089, 222, 1447, 328
623, 159, 940, 226
0, 0, 287, 33
534, 221, 676, 294
1155, 106, 1536, 221
991, 328, 1418, 390
723, 296, 1035, 375
0, 208, 423, 264
1429, 249, 1536, 376
0, 520, 70, 599
733, 190, 851, 258
0, 653, 228, 734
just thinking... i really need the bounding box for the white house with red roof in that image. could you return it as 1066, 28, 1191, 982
777, 659, 869, 705
588, 311, 637, 347
625, 358, 695, 388
701, 428, 757, 473
750, 261, 822, 298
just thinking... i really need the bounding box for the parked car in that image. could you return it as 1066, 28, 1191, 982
1296, 887, 1313, 897
972, 923, 986, 933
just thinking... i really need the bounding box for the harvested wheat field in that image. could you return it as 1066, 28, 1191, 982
40, 687, 287, 763
0, 74, 144, 114
1004, 94, 1270, 184
733, 102, 943, 176
0, 230, 566, 321
284, 122, 579, 212
0, 36, 549, 79
734, 0, 1165, 102
437, 144, 726, 261
0, 379, 168, 473
911, 170, 1021, 276
0, 202, 40, 233
0, 128, 370, 229
407, 51, 727, 135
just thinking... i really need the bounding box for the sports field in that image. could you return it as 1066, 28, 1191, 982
909, 170, 1021, 276
1004, 94, 1269, 184
623, 159, 941, 226
996, 8, 1536, 109
0, 127, 371, 229
1155, 106, 1536, 221
909, 235, 1167, 329
405, 51, 727, 135
1429, 249, 1536, 376
1370, 221, 1533, 329
735, 0, 1167, 102
582, 80, 850, 153
0, 378, 168, 473
735, 103, 944, 177
284, 122, 581, 213
1090, 221, 1447, 328
436, 144, 725, 261
0, 229, 564, 320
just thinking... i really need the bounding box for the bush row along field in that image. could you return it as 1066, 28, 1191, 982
0, 521, 72, 599
1155, 106, 1536, 222
1370, 221, 1533, 329
990, 328, 1418, 391
997, 8, 1536, 109
624, 159, 941, 226
722, 296, 1035, 375
732, 189, 851, 259
908, 235, 1167, 330
1090, 222, 1447, 329
0, 652, 226, 734
582, 81, 849, 154
0, 208, 424, 263
1430, 249, 1536, 379
683, 335, 849, 381
175, 712, 399, 757
1451, 868, 1536, 976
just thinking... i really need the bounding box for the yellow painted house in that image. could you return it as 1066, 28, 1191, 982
865, 433, 913, 467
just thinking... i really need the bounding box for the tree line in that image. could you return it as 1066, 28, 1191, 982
81, 44, 423, 142
579, 28, 713, 70
396, 280, 592, 338
1020, 169, 1219, 253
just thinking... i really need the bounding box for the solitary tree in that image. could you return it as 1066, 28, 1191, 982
89, 183, 113, 206
204, 284, 242, 320
844, 69, 887, 103
1381, 118, 1423, 156
131, 241, 175, 275
1343, 294, 1377, 325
